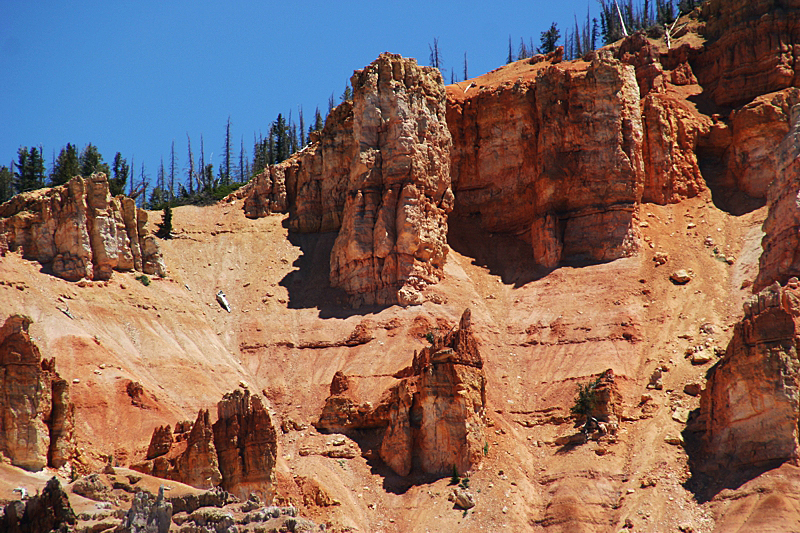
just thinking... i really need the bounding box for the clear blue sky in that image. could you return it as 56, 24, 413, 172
2, 0, 595, 187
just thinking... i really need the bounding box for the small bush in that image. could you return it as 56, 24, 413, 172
425, 331, 435, 344
155, 205, 173, 239
571, 376, 602, 417
483, 441, 489, 456
449, 465, 460, 485
135, 274, 150, 286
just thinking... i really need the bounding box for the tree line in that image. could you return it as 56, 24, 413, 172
0, 102, 333, 209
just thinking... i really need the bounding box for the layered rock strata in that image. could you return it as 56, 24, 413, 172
317, 309, 486, 477
0, 173, 165, 281
447, 57, 643, 267
134, 389, 277, 501
0, 315, 74, 471
755, 103, 800, 291
691, 281, 800, 475
695, 0, 800, 108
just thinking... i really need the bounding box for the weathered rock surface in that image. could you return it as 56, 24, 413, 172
317, 309, 486, 477
133, 389, 277, 502
329, 53, 453, 306
145, 424, 173, 460
755, 103, 800, 291
213, 388, 278, 501
0, 174, 165, 281
690, 282, 800, 476
0, 315, 74, 471
0, 477, 76, 533
447, 56, 643, 268
695, 0, 800, 108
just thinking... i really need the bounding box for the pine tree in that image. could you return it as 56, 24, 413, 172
272, 113, 290, 163
0, 166, 12, 203
155, 205, 173, 239
51, 143, 80, 186
199, 135, 207, 192
312, 107, 324, 135
463, 52, 468, 81
299, 107, 306, 147
222, 117, 232, 186
79, 144, 109, 178
139, 163, 148, 209
169, 141, 177, 202
110, 152, 129, 196
328, 93, 335, 115
341, 83, 352, 102
187, 134, 195, 196
239, 137, 247, 182
519, 38, 529, 60
507, 36, 514, 63
14, 146, 45, 193
540, 23, 560, 54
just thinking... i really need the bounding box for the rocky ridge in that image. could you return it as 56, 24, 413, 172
0, 174, 165, 282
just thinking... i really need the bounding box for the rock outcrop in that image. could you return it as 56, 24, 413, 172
690, 281, 800, 476
241, 53, 452, 306
145, 424, 173, 460
329, 53, 453, 306
695, 0, 800, 108
0, 477, 76, 533
116, 486, 173, 533
755, 103, 800, 291
212, 388, 278, 501
447, 56, 643, 268
0, 173, 165, 281
133, 389, 277, 501
317, 309, 486, 477
0, 315, 74, 471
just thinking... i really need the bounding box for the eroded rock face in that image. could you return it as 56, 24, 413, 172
447, 57, 643, 268
329, 53, 454, 306
0, 174, 165, 281
0, 315, 74, 471
213, 388, 278, 501
691, 282, 800, 475
134, 389, 277, 502
317, 309, 486, 477
755, 103, 800, 291
242, 54, 452, 306
695, 0, 800, 108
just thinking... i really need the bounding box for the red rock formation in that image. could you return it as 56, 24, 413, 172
329, 53, 453, 306
317, 309, 486, 477
694, 0, 800, 108
692, 282, 800, 475
0, 477, 76, 533
0, 315, 74, 471
447, 57, 643, 267
212, 388, 278, 501
146, 424, 173, 460
134, 389, 277, 501
0, 173, 165, 281
726, 88, 800, 199
755, 103, 800, 291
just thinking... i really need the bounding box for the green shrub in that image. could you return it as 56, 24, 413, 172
135, 274, 150, 286
571, 376, 602, 417
449, 464, 460, 485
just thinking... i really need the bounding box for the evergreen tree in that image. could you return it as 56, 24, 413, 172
239, 137, 247, 182
540, 22, 560, 54
311, 107, 324, 135
328, 93, 335, 115
204, 163, 214, 190
169, 141, 177, 202
271, 113, 290, 163
199, 135, 207, 192
158, 157, 165, 201
110, 152, 129, 196
51, 143, 80, 186
79, 144, 109, 177
341, 83, 353, 102
299, 107, 306, 147
507, 36, 514, 63
0, 166, 12, 203
139, 163, 148, 209
187, 134, 195, 196
519, 38, 529, 60
14, 146, 45, 193
155, 205, 173, 239
463, 52, 468, 81
222, 116, 232, 186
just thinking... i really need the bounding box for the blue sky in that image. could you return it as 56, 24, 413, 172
2, 0, 596, 187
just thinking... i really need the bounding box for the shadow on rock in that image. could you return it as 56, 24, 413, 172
279, 224, 388, 319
